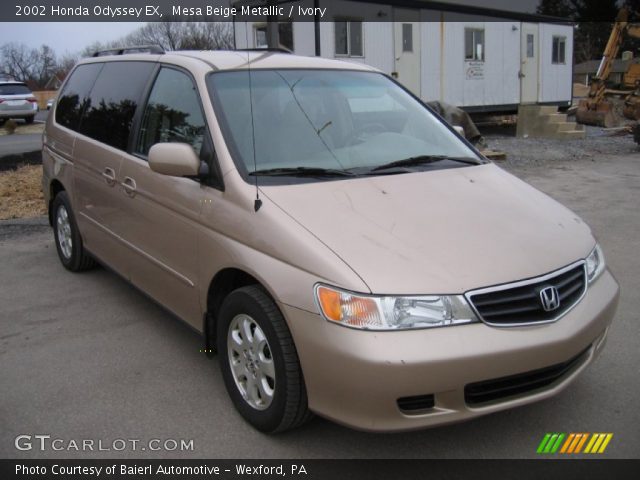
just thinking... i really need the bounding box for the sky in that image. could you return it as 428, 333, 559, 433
0, 22, 145, 56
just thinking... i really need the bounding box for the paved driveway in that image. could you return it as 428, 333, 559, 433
0, 154, 638, 459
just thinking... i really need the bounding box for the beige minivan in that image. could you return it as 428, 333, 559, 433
43, 47, 619, 433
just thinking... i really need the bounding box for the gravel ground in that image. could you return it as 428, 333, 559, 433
484, 124, 639, 167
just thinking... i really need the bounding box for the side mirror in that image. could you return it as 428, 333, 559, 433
148, 143, 200, 177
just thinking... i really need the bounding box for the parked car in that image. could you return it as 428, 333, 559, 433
0, 81, 38, 123
42, 47, 619, 433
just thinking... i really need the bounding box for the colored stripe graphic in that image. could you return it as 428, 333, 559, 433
537, 433, 565, 454
585, 433, 614, 454
538, 433, 613, 454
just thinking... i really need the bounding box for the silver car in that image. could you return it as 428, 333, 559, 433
0, 81, 38, 123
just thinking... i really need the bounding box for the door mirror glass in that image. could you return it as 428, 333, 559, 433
148, 143, 200, 177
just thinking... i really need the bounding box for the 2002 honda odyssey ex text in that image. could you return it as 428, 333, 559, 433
42, 47, 619, 433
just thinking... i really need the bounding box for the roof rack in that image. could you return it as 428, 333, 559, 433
234, 48, 292, 54
92, 45, 165, 57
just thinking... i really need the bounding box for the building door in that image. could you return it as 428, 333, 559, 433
520, 23, 539, 104
394, 9, 421, 97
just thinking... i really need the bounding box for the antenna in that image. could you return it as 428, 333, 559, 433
246, 31, 262, 212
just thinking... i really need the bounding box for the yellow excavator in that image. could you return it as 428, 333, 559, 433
576, 7, 640, 127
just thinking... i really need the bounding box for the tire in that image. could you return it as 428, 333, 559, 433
52, 191, 96, 272
25, 115, 35, 124
217, 285, 311, 433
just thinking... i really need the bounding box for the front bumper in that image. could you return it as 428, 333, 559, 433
282, 270, 619, 432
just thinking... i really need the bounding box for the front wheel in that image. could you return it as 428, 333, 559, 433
217, 285, 311, 433
52, 191, 96, 272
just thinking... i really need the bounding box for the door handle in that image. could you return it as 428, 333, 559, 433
122, 177, 137, 197
102, 167, 116, 186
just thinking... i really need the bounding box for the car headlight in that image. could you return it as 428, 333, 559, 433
315, 285, 479, 330
586, 244, 605, 284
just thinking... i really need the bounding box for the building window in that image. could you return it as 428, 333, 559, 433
552, 36, 566, 64
526, 34, 535, 58
465, 28, 484, 61
255, 27, 267, 48
402, 24, 413, 52
335, 21, 363, 57
254, 23, 294, 51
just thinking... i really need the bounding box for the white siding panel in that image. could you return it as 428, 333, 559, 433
234, 22, 249, 49
293, 22, 316, 56
361, 22, 394, 72
438, 16, 521, 108
419, 13, 442, 102
539, 24, 573, 103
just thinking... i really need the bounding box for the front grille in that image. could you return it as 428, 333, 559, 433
397, 394, 435, 413
464, 348, 589, 406
467, 263, 586, 326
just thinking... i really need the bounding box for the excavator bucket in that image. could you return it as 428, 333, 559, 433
576, 99, 617, 128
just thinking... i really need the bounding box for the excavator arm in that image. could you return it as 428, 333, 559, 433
576, 8, 630, 127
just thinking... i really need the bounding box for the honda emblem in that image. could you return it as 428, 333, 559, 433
540, 286, 561, 312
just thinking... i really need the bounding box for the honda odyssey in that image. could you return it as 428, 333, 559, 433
42, 47, 619, 433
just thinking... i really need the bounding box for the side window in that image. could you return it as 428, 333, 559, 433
254, 22, 294, 50
136, 68, 206, 157
79, 61, 155, 150
55, 63, 103, 131
552, 36, 566, 64
335, 21, 363, 57
465, 28, 485, 62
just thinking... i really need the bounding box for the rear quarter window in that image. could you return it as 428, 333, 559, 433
55, 63, 103, 131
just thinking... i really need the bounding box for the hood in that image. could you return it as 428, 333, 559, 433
262, 164, 595, 295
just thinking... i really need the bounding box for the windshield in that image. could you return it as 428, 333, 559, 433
207, 70, 481, 180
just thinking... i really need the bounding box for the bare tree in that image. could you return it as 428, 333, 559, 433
180, 23, 234, 50
0, 42, 59, 88
33, 45, 57, 86
58, 52, 80, 77
123, 22, 233, 51
0, 42, 38, 83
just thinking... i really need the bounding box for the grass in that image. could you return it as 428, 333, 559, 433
0, 165, 46, 220
0, 122, 44, 136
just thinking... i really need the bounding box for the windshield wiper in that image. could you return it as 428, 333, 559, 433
249, 167, 355, 177
370, 155, 480, 173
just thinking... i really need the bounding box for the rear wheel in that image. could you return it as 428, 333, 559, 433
24, 115, 35, 124
52, 191, 96, 272
217, 285, 311, 433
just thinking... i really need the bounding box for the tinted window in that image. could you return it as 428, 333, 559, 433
136, 68, 206, 156
55, 63, 103, 131
79, 61, 155, 150
0, 84, 31, 95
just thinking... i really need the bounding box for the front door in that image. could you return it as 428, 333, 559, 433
520, 23, 539, 104
394, 9, 421, 97
116, 66, 207, 327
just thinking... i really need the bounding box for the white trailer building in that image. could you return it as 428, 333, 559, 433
233, 0, 574, 112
